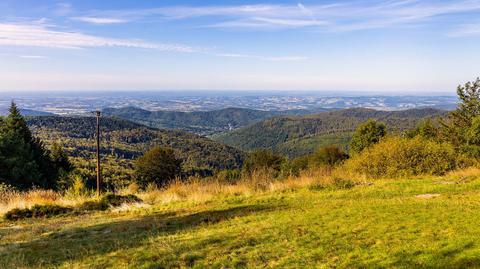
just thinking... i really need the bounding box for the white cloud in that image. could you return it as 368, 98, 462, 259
0, 22, 197, 52
0, 21, 305, 61
215, 53, 307, 61
19, 55, 47, 59
450, 23, 480, 36
73, 17, 128, 25
80, 1, 480, 31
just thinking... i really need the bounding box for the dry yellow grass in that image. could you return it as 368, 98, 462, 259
0, 168, 335, 216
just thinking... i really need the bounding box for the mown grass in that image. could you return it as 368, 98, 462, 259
2, 169, 480, 268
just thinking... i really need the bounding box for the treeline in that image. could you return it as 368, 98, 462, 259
102, 107, 312, 136
215, 107, 446, 157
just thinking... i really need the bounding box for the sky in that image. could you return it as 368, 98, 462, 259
0, 0, 479, 93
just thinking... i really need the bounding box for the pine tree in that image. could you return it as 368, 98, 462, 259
0, 102, 57, 189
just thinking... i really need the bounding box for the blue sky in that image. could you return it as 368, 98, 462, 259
0, 0, 479, 93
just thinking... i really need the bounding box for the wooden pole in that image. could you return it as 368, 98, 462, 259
95, 111, 101, 196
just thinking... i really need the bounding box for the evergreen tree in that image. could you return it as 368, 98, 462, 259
50, 142, 73, 173
0, 102, 57, 189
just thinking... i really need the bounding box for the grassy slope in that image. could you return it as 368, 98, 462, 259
2, 175, 480, 268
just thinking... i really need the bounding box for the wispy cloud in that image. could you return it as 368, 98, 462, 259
215, 53, 307, 62
450, 23, 480, 36
0, 21, 304, 61
0, 22, 197, 52
79, 1, 480, 32
19, 55, 47, 59
73, 17, 128, 25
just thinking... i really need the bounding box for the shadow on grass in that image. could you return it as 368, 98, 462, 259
0, 203, 278, 267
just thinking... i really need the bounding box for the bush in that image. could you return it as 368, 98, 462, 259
310, 145, 348, 167
350, 119, 387, 155
242, 150, 285, 176
5, 204, 73, 221
343, 136, 464, 178
135, 147, 182, 187
215, 170, 241, 183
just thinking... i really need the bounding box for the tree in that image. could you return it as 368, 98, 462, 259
134, 147, 182, 186
310, 145, 349, 167
50, 142, 74, 173
0, 102, 57, 189
350, 119, 387, 154
441, 77, 480, 146
405, 119, 438, 140
242, 149, 284, 175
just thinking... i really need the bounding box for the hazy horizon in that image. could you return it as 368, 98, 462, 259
1, 0, 479, 92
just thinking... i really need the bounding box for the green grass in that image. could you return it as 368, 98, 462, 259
2, 176, 480, 268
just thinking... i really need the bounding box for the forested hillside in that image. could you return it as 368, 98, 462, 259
102, 107, 315, 135
26, 116, 244, 187
215, 108, 447, 157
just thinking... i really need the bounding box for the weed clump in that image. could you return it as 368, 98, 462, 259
4, 194, 142, 221
78, 194, 142, 211
5, 204, 72, 221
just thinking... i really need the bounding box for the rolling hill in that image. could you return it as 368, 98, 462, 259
102, 107, 317, 136
214, 108, 447, 157
26, 116, 245, 187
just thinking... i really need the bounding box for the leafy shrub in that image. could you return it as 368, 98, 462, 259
405, 119, 439, 140
350, 119, 387, 155
310, 145, 349, 167
135, 147, 182, 187
343, 136, 464, 178
5, 204, 72, 221
242, 150, 285, 176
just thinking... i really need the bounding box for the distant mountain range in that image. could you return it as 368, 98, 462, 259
214, 108, 447, 157
0, 108, 54, 116
102, 107, 324, 136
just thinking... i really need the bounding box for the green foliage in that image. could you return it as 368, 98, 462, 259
215, 170, 242, 183
104, 107, 310, 136
350, 119, 387, 155
216, 108, 442, 157
27, 116, 245, 188
405, 118, 439, 140
0, 102, 59, 190
242, 150, 285, 176
310, 145, 348, 167
5, 204, 73, 221
50, 142, 74, 174
441, 77, 480, 146
344, 136, 463, 178
134, 147, 182, 186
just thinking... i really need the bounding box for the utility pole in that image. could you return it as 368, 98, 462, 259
95, 111, 102, 196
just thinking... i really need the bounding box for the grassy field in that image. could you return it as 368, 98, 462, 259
2, 170, 480, 268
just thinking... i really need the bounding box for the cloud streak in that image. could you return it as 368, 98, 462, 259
0, 22, 197, 52
0, 21, 305, 61
79, 1, 480, 31
73, 17, 127, 25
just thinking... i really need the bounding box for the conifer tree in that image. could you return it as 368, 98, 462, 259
0, 102, 56, 189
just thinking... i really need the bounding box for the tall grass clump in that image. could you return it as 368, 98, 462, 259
343, 136, 471, 178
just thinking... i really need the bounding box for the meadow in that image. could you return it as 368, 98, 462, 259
2, 168, 480, 268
